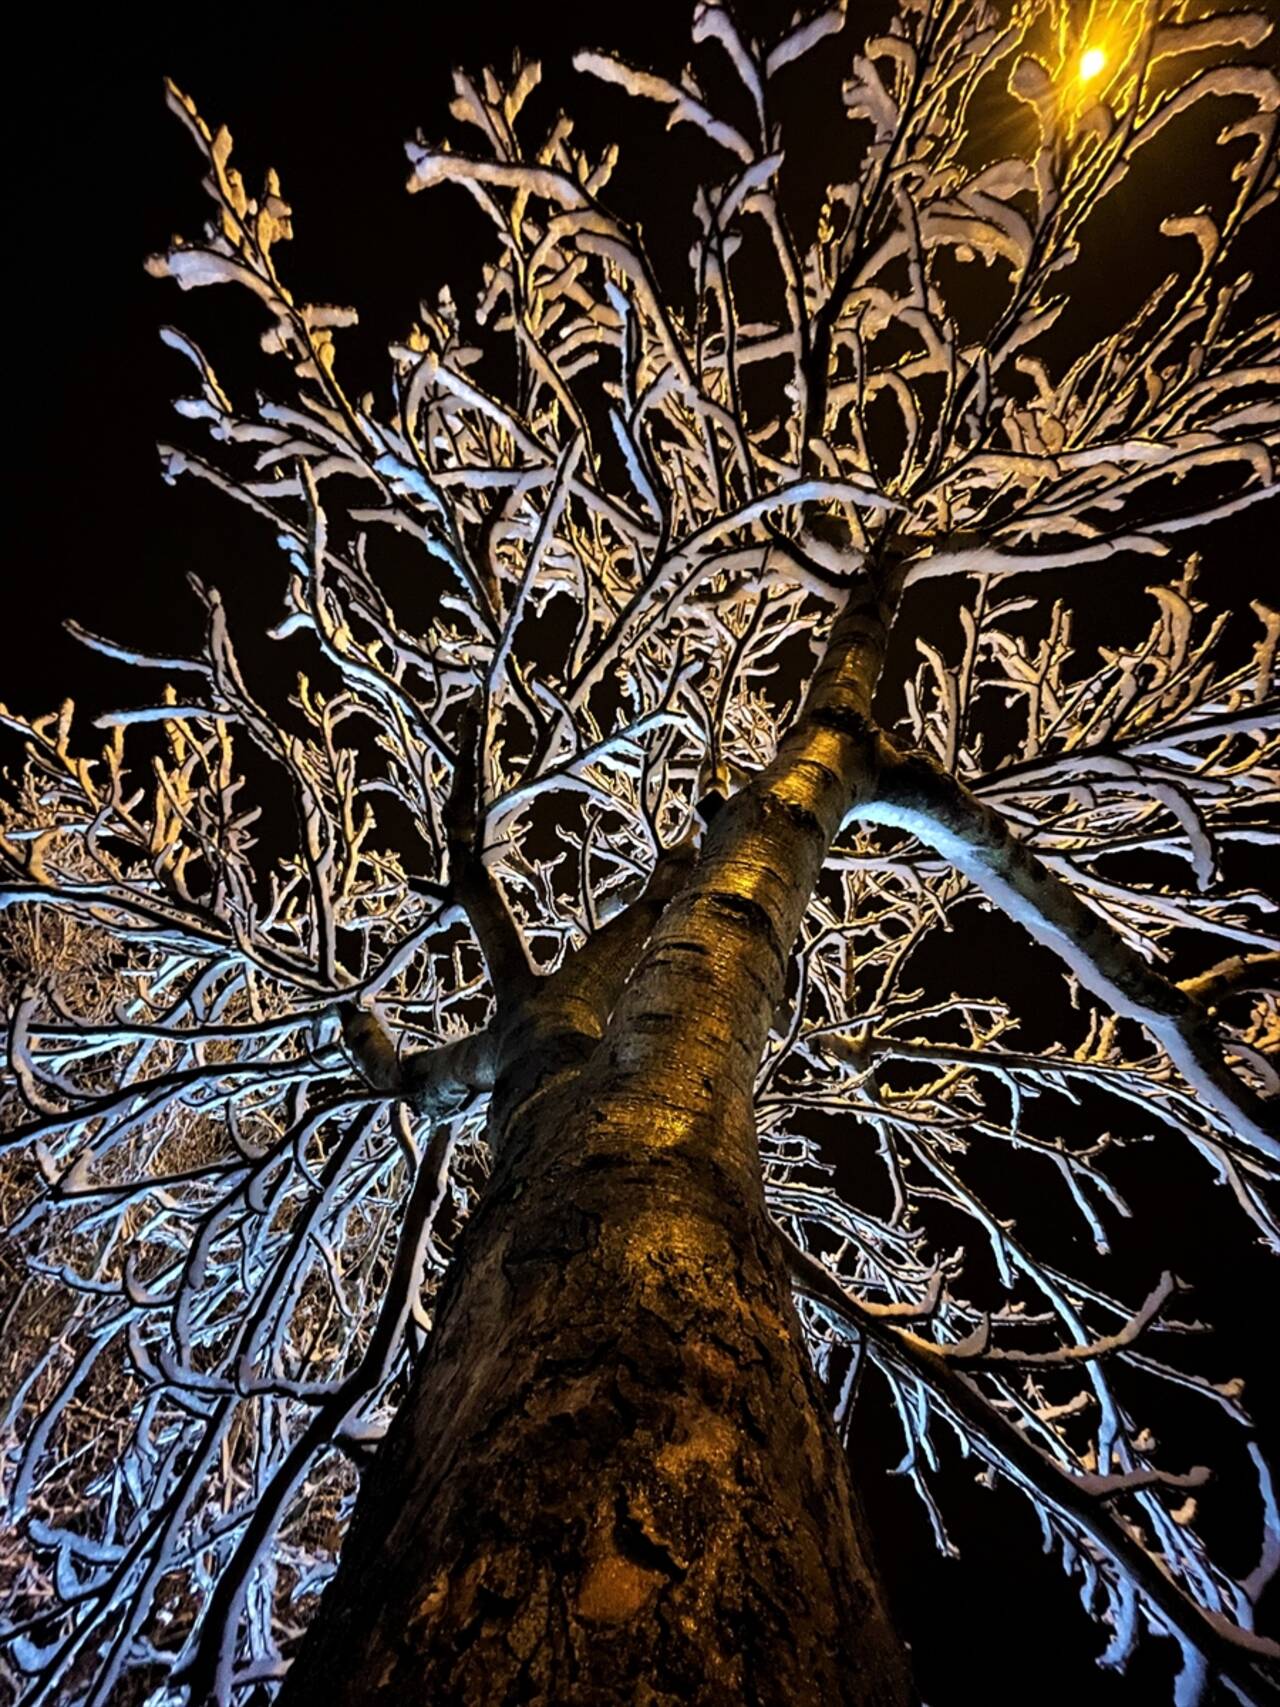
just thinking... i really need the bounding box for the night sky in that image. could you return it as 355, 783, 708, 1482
5, 3, 1277, 1701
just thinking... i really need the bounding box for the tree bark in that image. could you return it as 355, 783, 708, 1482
280, 591, 914, 1705
280, 1075, 909, 1704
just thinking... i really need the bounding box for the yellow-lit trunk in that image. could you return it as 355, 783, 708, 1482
282, 590, 913, 1704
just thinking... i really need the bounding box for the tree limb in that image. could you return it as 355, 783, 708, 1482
444, 700, 533, 1003
340, 1003, 496, 1119
542, 828, 701, 1026
1179, 952, 1280, 1010
481, 830, 701, 1151
786, 1240, 1280, 1702
850, 743, 1280, 1166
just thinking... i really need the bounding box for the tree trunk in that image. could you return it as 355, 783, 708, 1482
281, 1073, 910, 1705
281, 591, 914, 1705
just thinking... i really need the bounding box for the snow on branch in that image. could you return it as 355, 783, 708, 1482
851, 738, 1280, 1167
2, 0, 1278, 1701
789, 1239, 1280, 1705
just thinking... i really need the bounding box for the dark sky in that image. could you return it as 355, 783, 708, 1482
5, 4, 660, 718
4, 4, 1277, 1702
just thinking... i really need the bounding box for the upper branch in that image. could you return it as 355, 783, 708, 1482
445, 703, 533, 1005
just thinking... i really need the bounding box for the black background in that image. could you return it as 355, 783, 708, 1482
4, 4, 1277, 1702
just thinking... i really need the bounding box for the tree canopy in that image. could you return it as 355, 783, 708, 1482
1, 1, 1278, 1702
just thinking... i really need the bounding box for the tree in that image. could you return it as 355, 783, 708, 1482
1, 0, 1278, 1700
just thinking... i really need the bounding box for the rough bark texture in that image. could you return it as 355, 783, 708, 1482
280, 593, 914, 1706
280, 1079, 909, 1705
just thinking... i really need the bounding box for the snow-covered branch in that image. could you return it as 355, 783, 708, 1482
3, 1, 1277, 1700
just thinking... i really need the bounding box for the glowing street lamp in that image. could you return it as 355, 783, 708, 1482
1079, 45, 1107, 83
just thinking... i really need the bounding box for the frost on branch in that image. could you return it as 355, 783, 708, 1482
2, 1, 1279, 1702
